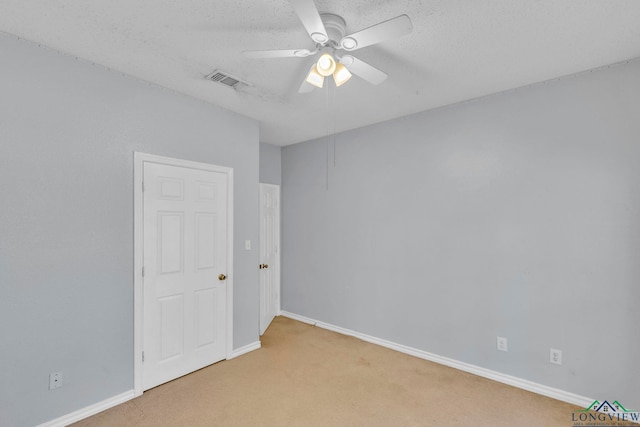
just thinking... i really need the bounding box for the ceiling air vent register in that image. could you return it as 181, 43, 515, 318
205, 70, 252, 89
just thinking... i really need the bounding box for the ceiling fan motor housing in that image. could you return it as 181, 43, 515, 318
320, 13, 346, 46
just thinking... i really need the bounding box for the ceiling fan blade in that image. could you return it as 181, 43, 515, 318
340, 55, 388, 85
243, 49, 313, 59
340, 15, 412, 51
289, 0, 329, 44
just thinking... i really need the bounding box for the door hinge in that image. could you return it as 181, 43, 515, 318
142, 351, 145, 362
142, 266, 145, 277
142, 181, 145, 192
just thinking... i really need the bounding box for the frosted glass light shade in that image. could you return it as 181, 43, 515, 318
306, 65, 324, 88
333, 63, 352, 87
316, 53, 336, 77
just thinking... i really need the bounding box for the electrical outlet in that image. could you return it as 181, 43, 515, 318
49, 372, 63, 390
550, 348, 562, 365
497, 336, 508, 352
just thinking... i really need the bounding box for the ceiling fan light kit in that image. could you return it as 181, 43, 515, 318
242, 0, 413, 92
305, 55, 352, 88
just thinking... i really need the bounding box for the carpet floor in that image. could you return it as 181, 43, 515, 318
73, 316, 615, 426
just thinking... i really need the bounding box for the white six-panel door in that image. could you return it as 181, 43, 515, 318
259, 183, 280, 335
143, 162, 228, 390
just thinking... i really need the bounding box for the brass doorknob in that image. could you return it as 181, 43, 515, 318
263, 264, 269, 269
218, 274, 226, 281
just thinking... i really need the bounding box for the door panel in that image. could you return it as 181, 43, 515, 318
195, 213, 216, 269
195, 288, 217, 347
158, 212, 183, 273
159, 295, 184, 360
143, 162, 228, 390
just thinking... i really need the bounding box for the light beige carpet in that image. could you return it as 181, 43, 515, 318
73, 316, 617, 426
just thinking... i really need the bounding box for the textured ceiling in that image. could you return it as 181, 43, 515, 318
1, 1, 640, 146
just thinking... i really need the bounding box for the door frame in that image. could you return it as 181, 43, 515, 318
259, 183, 281, 326
133, 152, 234, 396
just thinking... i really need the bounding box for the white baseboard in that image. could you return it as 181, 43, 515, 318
37, 389, 135, 427
38, 342, 261, 426
279, 311, 593, 409
38, 341, 260, 426
229, 340, 261, 359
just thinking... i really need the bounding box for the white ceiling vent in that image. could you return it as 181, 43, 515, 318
205, 69, 252, 89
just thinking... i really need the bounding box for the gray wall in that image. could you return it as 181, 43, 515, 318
282, 60, 640, 403
259, 142, 282, 185
0, 34, 259, 427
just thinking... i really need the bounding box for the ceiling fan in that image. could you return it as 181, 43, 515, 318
243, 0, 413, 93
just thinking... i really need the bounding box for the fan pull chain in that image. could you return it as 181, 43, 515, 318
325, 78, 338, 190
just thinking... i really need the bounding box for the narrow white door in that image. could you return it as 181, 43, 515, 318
143, 162, 228, 390
259, 183, 280, 335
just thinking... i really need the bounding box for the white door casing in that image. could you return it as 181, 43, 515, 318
134, 152, 234, 395
259, 183, 280, 335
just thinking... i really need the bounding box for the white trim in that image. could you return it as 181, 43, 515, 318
225, 169, 235, 361
229, 341, 262, 359
281, 311, 316, 326
133, 152, 234, 396
37, 390, 135, 427
275, 185, 282, 315
279, 311, 593, 408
